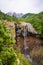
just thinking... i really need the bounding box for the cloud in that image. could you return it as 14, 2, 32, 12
0, 0, 43, 13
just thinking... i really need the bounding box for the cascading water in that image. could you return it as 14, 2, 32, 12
23, 26, 28, 54
23, 25, 32, 62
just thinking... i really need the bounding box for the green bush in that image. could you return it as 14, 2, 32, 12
15, 48, 31, 65
0, 23, 17, 65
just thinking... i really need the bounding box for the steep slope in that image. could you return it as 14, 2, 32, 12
26, 12, 43, 38
0, 11, 18, 22
22, 13, 34, 19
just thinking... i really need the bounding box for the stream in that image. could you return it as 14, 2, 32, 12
23, 26, 32, 62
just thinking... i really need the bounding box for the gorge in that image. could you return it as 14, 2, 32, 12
14, 22, 43, 65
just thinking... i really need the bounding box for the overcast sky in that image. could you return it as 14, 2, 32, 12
0, 0, 43, 14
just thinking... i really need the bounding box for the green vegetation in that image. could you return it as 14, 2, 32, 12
15, 48, 31, 65
18, 18, 25, 22
0, 10, 43, 65
24, 12, 43, 38
22, 13, 34, 19
0, 22, 16, 65
0, 11, 43, 38
0, 11, 18, 22
0, 21, 31, 65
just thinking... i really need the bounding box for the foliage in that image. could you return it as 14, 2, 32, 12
0, 23, 17, 65
0, 21, 31, 65
18, 18, 25, 22
0, 11, 18, 22
15, 48, 31, 65
0, 47, 17, 65
22, 13, 34, 19
26, 12, 43, 38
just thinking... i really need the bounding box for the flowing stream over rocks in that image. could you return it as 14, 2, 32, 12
23, 26, 32, 62
15, 24, 32, 63
15, 23, 43, 65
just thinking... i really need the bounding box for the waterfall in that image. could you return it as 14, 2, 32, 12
23, 26, 32, 62
23, 26, 28, 54
24, 26, 28, 49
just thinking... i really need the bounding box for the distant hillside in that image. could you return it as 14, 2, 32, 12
0, 11, 18, 22
0, 11, 43, 38
22, 13, 34, 19
7, 12, 23, 18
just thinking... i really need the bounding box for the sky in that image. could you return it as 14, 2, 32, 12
0, 0, 43, 14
